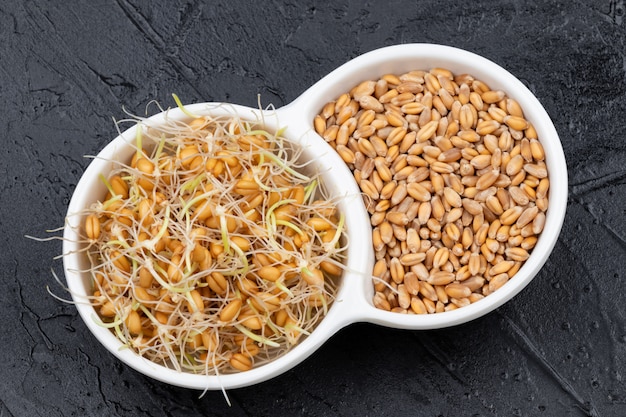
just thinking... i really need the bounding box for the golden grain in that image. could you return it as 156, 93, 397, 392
524, 163, 548, 178
482, 90, 505, 104
410, 296, 428, 314
488, 273, 510, 292
505, 247, 530, 261
476, 120, 500, 136
516, 205, 539, 228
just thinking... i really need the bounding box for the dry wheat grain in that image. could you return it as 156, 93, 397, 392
315, 67, 549, 313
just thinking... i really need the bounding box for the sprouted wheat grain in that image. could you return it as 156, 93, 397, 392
79, 102, 347, 374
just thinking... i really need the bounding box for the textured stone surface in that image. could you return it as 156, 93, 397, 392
2, 0, 626, 416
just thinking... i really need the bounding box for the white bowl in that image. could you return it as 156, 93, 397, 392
62, 43, 567, 390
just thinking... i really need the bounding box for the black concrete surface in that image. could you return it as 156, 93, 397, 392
2, 1, 625, 416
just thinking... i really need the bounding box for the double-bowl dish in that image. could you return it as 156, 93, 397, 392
62, 44, 567, 390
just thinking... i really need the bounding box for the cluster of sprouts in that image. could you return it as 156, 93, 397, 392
79, 104, 347, 375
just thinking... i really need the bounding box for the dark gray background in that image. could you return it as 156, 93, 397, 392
2, 1, 625, 416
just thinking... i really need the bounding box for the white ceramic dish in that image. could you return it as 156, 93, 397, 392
62, 43, 567, 390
